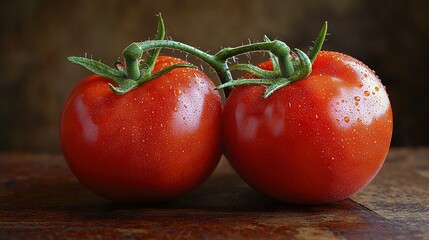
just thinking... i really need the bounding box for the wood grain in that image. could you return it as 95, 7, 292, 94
0, 148, 428, 239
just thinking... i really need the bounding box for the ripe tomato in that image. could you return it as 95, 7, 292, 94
60, 56, 222, 203
222, 51, 393, 204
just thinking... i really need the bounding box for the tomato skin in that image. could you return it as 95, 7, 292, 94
222, 51, 393, 204
60, 56, 222, 203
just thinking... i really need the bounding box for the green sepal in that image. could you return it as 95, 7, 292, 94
68, 56, 125, 83
263, 78, 291, 98
229, 64, 278, 79
138, 63, 196, 84
308, 21, 328, 64
294, 48, 312, 79
216, 78, 272, 90
108, 79, 138, 95
140, 13, 166, 75
108, 63, 196, 95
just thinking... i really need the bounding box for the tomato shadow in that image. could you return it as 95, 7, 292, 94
101, 172, 357, 217
1, 167, 357, 223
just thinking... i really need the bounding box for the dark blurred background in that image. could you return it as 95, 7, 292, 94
0, 0, 428, 153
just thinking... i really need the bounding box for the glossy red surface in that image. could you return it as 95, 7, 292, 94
222, 51, 393, 204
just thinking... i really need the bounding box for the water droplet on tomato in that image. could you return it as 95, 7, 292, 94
344, 116, 350, 123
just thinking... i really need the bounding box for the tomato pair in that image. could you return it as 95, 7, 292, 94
61, 50, 392, 204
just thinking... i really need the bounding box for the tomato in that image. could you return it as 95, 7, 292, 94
60, 56, 222, 203
222, 51, 393, 204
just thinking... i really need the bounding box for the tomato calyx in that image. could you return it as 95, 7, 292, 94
68, 13, 196, 95
216, 44, 312, 98
216, 23, 327, 98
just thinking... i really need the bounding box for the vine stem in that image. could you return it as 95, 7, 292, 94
69, 17, 327, 97
124, 39, 293, 84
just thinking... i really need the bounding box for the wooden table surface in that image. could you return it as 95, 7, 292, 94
0, 148, 428, 239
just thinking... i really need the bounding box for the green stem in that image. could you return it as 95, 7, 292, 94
134, 41, 215, 68
126, 40, 230, 81
70, 14, 328, 98
267, 41, 294, 78
123, 43, 143, 80
125, 39, 296, 84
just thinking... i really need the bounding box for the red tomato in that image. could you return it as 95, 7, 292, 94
222, 51, 393, 204
60, 56, 222, 203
